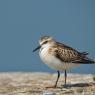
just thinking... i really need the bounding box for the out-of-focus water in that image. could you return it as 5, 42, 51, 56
0, 0, 95, 74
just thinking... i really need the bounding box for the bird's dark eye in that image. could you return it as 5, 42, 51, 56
43, 41, 48, 44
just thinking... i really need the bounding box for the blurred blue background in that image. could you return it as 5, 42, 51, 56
0, 0, 95, 73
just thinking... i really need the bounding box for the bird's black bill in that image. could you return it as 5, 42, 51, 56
33, 45, 41, 52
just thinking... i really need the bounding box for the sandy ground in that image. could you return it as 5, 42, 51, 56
0, 72, 95, 95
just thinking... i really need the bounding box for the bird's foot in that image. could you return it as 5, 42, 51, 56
45, 85, 58, 88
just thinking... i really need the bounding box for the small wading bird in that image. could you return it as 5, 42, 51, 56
33, 36, 95, 88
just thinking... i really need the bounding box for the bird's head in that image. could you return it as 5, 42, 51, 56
33, 36, 55, 52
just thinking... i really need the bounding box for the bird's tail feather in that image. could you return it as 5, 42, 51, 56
73, 58, 95, 64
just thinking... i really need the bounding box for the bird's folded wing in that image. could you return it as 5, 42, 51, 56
54, 42, 95, 64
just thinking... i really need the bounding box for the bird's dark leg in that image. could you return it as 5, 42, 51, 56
54, 71, 60, 88
64, 70, 67, 87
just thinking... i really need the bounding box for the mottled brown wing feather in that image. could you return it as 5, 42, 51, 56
54, 42, 95, 64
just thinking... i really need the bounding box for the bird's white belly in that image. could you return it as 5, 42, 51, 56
39, 48, 79, 71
